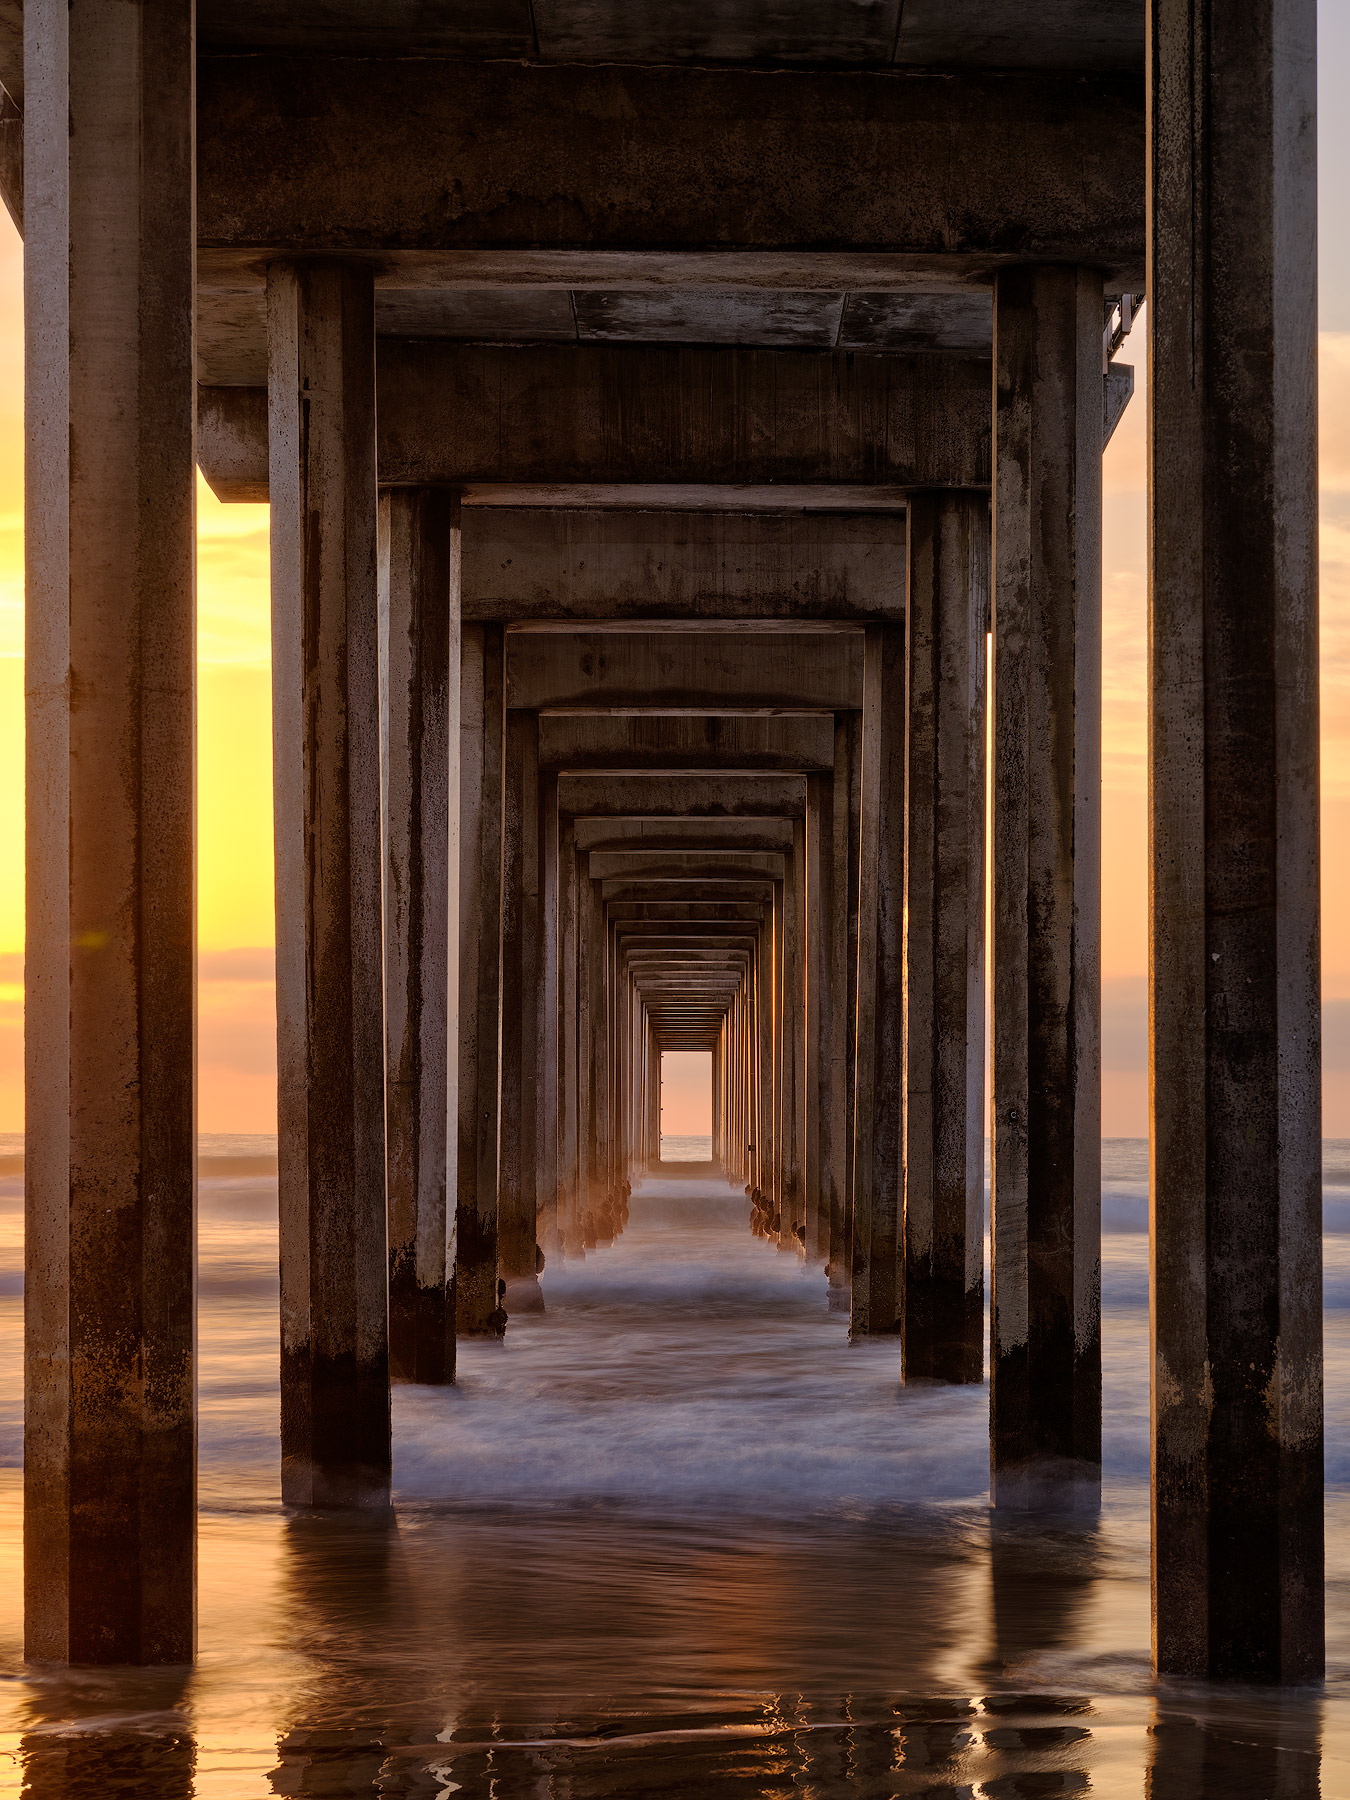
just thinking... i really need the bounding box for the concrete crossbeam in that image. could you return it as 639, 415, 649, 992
507, 627, 864, 712
542, 716, 836, 773
194, 59, 1143, 275
196, 344, 990, 500
463, 510, 907, 623
576, 820, 794, 853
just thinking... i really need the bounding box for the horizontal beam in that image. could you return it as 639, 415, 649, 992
591, 851, 785, 880
510, 628, 863, 712
198, 343, 989, 500
561, 773, 807, 818
464, 509, 905, 622
575, 819, 794, 853
196, 59, 1142, 275
541, 713, 838, 773
602, 880, 775, 901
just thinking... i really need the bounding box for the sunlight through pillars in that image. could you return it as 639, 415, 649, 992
660, 1052, 713, 1162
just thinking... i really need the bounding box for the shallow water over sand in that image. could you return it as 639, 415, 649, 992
0, 1144, 1349, 1794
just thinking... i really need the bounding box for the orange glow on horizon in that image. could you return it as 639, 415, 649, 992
2, 222, 1350, 1133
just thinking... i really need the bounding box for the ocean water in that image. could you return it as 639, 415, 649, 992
0, 1139, 1346, 1794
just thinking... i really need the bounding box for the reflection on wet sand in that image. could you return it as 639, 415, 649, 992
16, 1669, 194, 1800
0, 1165, 1347, 1796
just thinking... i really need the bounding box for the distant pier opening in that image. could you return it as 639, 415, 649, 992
660, 1051, 712, 1162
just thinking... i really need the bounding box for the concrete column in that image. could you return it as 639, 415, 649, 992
381, 488, 459, 1386
831, 713, 862, 1308
456, 624, 505, 1334
780, 826, 806, 1248
557, 816, 582, 1249
1150, 0, 1321, 1678
268, 262, 388, 1508
537, 771, 560, 1255
851, 625, 905, 1336
499, 710, 543, 1308
902, 492, 989, 1384
805, 773, 837, 1262
990, 264, 1102, 1505
24, 0, 196, 1661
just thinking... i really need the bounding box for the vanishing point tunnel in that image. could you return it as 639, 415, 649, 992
15, 0, 1320, 1688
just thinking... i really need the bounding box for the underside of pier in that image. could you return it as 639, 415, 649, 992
16, 0, 1321, 1685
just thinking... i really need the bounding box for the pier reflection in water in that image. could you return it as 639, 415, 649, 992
1, 1154, 1348, 1795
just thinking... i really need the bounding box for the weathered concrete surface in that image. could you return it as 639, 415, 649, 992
507, 626, 864, 713
179, 0, 1145, 71
576, 819, 794, 853
463, 509, 907, 623
588, 851, 785, 883
835, 711, 863, 1305
381, 489, 458, 1385
269, 262, 390, 1507
805, 773, 841, 1262
850, 625, 906, 1336
499, 710, 542, 1299
560, 774, 807, 818
457, 625, 506, 1334
902, 492, 989, 1384
23, 0, 196, 1662
989, 264, 1101, 1507
196, 345, 991, 498
540, 715, 837, 774
195, 59, 1143, 277
1150, 0, 1322, 1681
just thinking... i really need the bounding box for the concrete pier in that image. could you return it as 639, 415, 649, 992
23, 0, 197, 1661
16, 0, 1321, 1685
1149, 0, 1322, 1679
902, 493, 989, 1385
456, 625, 505, 1334
269, 261, 390, 1507
851, 625, 906, 1337
989, 266, 1103, 1507
381, 488, 459, 1385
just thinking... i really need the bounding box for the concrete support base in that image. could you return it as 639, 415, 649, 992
457, 625, 506, 1336
382, 488, 460, 1385
902, 492, 989, 1385
23, 0, 197, 1660
989, 265, 1102, 1507
1149, 0, 1323, 1679
269, 261, 390, 1507
851, 625, 905, 1337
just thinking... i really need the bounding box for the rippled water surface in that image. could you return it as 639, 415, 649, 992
0, 1141, 1348, 1794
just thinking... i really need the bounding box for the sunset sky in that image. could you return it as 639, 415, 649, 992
2, 20, 1348, 1137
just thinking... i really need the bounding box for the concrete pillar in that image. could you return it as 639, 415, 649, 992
780, 823, 806, 1249
851, 625, 905, 1336
381, 488, 459, 1385
831, 713, 862, 1308
24, 0, 196, 1660
805, 772, 834, 1262
990, 264, 1102, 1505
499, 710, 543, 1308
537, 770, 560, 1256
1150, 0, 1322, 1678
456, 624, 505, 1334
557, 816, 583, 1248
269, 262, 389, 1507
902, 492, 989, 1384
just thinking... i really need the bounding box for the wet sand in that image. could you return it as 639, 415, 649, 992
0, 1150, 1348, 1795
